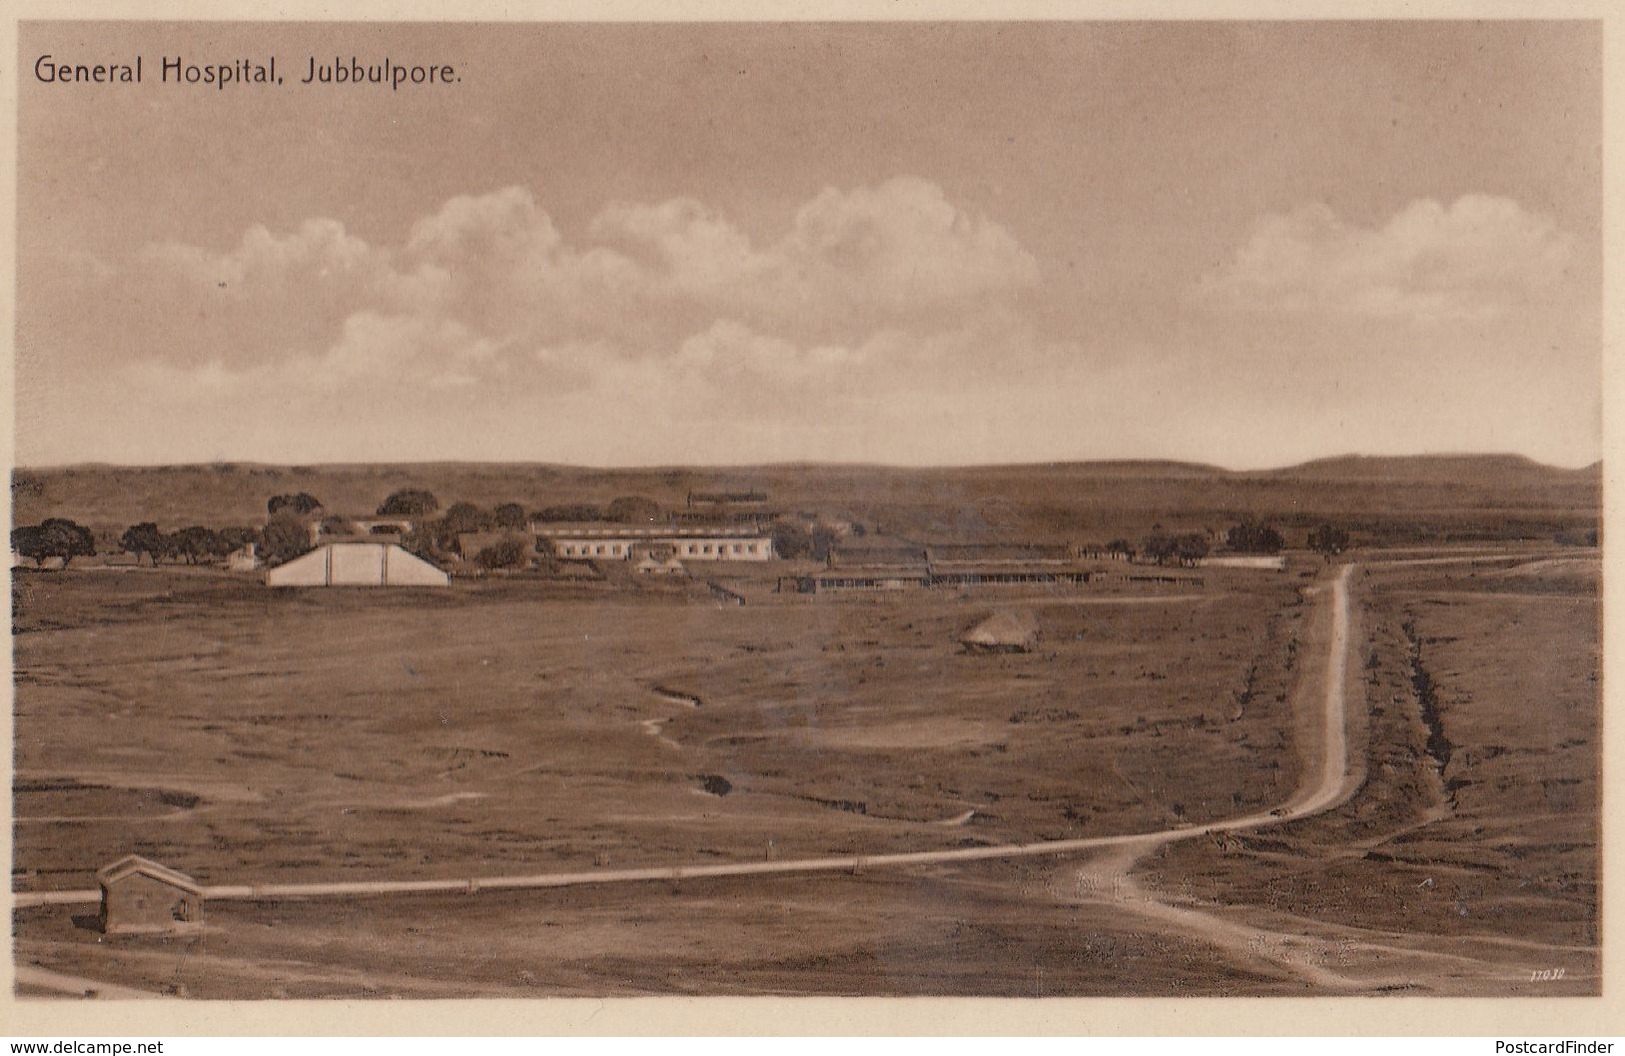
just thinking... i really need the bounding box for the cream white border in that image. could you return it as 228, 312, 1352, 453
2, 0, 1619, 1037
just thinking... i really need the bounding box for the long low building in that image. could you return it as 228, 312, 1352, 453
929, 565, 1092, 588
533, 522, 775, 562
791, 567, 932, 592
1202, 554, 1287, 570
797, 538, 1094, 593
792, 565, 1090, 593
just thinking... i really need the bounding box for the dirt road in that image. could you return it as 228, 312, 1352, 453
1061, 551, 1586, 993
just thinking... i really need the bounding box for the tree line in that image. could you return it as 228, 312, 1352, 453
15, 491, 1360, 574
53, 489, 678, 571
1096, 519, 1352, 567
118, 522, 260, 565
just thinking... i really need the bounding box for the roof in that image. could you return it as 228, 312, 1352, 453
827, 544, 929, 568
96, 854, 204, 894
927, 544, 1072, 564
930, 564, 1092, 577
961, 610, 1040, 648
809, 566, 930, 580
531, 522, 764, 539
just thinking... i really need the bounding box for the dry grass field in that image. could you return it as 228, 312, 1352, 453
1146, 552, 1600, 994
11, 544, 1600, 997
14, 569, 1302, 885
12, 561, 1329, 995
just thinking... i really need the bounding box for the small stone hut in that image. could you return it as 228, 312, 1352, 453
97, 855, 205, 934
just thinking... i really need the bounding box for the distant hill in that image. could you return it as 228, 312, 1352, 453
10, 455, 1600, 547
1255, 453, 1601, 485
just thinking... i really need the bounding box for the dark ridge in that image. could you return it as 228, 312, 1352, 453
14, 452, 1595, 477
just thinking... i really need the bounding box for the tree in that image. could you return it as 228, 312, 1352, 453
1105, 538, 1134, 561
318, 514, 358, 537
1308, 524, 1351, 560
770, 521, 811, 560
1174, 532, 1210, 567
1142, 530, 1175, 566
493, 502, 528, 530
475, 538, 530, 570
11, 526, 47, 566
40, 519, 96, 567
402, 523, 444, 560
13, 519, 95, 568
120, 522, 167, 566
532, 504, 603, 522
217, 526, 260, 551
1226, 520, 1284, 554
607, 495, 661, 524
423, 502, 494, 552
809, 524, 837, 562
267, 492, 323, 517
376, 489, 439, 517
172, 526, 228, 565
440, 502, 493, 534
261, 514, 315, 566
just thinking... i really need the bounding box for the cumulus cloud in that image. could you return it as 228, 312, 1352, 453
1197, 195, 1574, 322
587, 197, 761, 302
142, 218, 381, 289
64, 310, 1105, 465
48, 177, 1040, 398
777, 177, 1041, 310
587, 176, 1041, 319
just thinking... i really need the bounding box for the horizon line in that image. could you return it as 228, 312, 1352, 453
11, 451, 1603, 476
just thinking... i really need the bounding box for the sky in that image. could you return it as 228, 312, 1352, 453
14, 20, 1604, 468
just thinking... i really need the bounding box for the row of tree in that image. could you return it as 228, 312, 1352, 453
28, 497, 1357, 574
1098, 519, 1351, 567
1225, 521, 1286, 554
1140, 529, 1211, 567
119, 523, 261, 565
270, 488, 668, 527
1307, 524, 1351, 557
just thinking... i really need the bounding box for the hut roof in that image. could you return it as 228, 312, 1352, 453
960, 610, 1040, 650
96, 855, 204, 894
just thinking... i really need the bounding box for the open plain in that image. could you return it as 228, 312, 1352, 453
9, 492, 1601, 997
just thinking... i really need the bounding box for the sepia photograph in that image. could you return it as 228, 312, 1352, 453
3, 9, 1615, 1030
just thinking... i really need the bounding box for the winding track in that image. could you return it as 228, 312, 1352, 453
12, 563, 1361, 909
